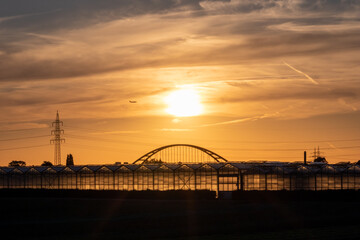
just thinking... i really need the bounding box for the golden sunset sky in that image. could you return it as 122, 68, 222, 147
1, 0, 360, 165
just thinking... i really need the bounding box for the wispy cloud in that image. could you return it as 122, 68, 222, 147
270, 22, 360, 33
0, 10, 60, 24
0, 0, 360, 165
92, 130, 141, 135
158, 128, 193, 132
0, 0, 359, 125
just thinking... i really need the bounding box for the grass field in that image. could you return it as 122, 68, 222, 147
1, 190, 360, 239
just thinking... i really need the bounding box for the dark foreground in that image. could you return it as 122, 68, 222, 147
1, 190, 360, 240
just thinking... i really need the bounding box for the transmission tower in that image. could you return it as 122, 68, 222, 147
50, 111, 65, 165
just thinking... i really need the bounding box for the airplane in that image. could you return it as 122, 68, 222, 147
129, 100, 137, 103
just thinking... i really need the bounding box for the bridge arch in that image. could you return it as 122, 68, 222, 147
133, 144, 228, 164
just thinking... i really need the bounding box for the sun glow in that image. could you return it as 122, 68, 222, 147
165, 88, 203, 117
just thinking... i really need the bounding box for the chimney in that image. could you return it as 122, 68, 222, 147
304, 151, 307, 165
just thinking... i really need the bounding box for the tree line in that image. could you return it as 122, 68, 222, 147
8, 153, 74, 167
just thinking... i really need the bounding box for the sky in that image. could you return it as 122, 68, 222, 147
0, 0, 360, 166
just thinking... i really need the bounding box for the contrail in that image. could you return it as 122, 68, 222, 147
327, 142, 339, 150
200, 106, 296, 128
200, 117, 254, 127
200, 113, 277, 127
283, 61, 319, 85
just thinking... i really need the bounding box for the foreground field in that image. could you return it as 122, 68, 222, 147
0, 190, 360, 239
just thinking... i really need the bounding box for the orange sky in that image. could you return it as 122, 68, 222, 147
1, 0, 360, 165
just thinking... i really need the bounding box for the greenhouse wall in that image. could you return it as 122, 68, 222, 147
1, 163, 360, 192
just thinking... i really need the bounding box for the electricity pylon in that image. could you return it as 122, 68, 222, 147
50, 111, 65, 165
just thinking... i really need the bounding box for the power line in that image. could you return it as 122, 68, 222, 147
66, 134, 119, 143
228, 138, 360, 144
65, 133, 153, 146
64, 143, 128, 153
66, 125, 360, 144
0, 135, 50, 141
66, 126, 128, 133
214, 145, 360, 152
0, 127, 50, 133
325, 145, 360, 150
66, 132, 360, 153
0, 144, 49, 152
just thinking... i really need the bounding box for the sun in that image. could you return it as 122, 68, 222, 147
164, 88, 203, 117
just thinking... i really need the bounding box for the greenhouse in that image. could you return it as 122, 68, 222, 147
1, 162, 360, 192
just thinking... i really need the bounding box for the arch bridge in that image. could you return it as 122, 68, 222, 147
133, 144, 228, 164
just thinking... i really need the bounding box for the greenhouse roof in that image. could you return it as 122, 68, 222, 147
1, 162, 359, 174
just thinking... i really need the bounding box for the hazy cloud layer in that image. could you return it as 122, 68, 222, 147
0, 0, 359, 124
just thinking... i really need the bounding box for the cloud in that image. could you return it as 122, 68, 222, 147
0, 0, 203, 30
0, 0, 359, 83
199, 0, 276, 13
270, 21, 360, 32
212, 83, 359, 103
158, 128, 193, 132
0, 13, 32, 23
0, 0, 359, 125
93, 130, 141, 135
0, 83, 112, 107
288, 0, 360, 12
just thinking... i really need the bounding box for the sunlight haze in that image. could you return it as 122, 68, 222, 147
165, 88, 203, 117
0, 0, 359, 165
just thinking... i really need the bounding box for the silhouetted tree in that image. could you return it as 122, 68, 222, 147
8, 160, 26, 167
41, 161, 53, 166
66, 154, 74, 166
356, 160, 360, 165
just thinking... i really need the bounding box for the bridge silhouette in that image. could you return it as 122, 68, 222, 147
133, 144, 228, 164
1, 143, 360, 192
